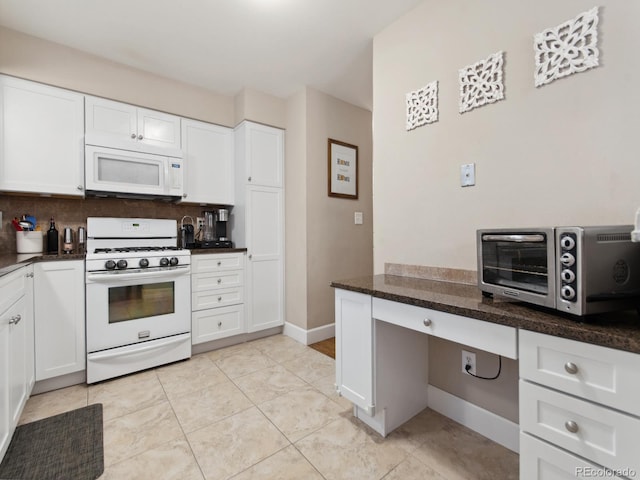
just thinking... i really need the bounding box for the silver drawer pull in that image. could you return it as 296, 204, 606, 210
423, 319, 432, 327
564, 362, 579, 375
218, 321, 222, 327
8, 314, 21, 325
565, 420, 579, 433
217, 278, 222, 284
217, 261, 222, 266
218, 296, 222, 302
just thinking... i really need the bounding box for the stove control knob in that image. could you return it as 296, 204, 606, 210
560, 252, 575, 267
139, 258, 149, 268
117, 259, 128, 270
561, 285, 576, 300
105, 260, 116, 270
169, 257, 179, 266
159, 257, 169, 267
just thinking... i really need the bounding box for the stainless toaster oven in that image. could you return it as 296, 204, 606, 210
477, 226, 640, 315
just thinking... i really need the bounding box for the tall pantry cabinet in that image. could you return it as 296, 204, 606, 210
233, 121, 284, 332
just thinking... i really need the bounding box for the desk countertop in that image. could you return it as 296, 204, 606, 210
331, 274, 640, 355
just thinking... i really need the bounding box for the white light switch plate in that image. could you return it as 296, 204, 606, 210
354, 212, 363, 225
460, 163, 476, 187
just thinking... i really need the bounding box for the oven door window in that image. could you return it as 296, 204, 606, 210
108, 281, 175, 323
482, 236, 549, 294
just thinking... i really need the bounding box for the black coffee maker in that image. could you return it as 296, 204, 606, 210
200, 209, 233, 248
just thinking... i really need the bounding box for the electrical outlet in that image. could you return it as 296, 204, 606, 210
196, 217, 204, 230
462, 350, 476, 375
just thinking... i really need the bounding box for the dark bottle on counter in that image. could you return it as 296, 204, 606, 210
46, 217, 59, 254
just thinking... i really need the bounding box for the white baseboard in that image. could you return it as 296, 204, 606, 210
283, 322, 335, 346
427, 385, 519, 453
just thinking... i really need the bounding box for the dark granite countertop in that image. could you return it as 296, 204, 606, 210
331, 274, 640, 355
0, 252, 86, 277
190, 247, 247, 255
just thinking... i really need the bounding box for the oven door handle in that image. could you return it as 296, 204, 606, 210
481, 234, 546, 243
89, 335, 189, 361
87, 268, 189, 283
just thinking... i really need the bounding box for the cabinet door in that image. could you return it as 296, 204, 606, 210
246, 186, 283, 332
0, 297, 11, 461
8, 296, 28, 426
0, 75, 84, 196
242, 122, 283, 188
137, 107, 181, 152
335, 289, 374, 413
34, 260, 85, 380
85, 95, 137, 148
181, 119, 233, 205
192, 305, 245, 344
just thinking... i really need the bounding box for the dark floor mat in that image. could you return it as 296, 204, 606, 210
0, 403, 104, 480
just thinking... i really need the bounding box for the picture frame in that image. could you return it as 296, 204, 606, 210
328, 138, 358, 199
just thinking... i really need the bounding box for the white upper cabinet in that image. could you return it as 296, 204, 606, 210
181, 119, 234, 205
85, 95, 182, 157
0, 75, 85, 196
235, 121, 283, 188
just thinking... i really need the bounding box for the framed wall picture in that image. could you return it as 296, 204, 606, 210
328, 138, 358, 199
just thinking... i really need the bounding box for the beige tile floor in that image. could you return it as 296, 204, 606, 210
19, 334, 519, 480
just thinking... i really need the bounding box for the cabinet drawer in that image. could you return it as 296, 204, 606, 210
192, 305, 244, 344
0, 267, 27, 315
520, 330, 640, 417
520, 432, 626, 480
192, 270, 244, 292
520, 380, 640, 474
192, 287, 243, 311
191, 253, 244, 273
372, 298, 517, 359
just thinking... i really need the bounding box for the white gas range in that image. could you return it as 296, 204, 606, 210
85, 217, 191, 383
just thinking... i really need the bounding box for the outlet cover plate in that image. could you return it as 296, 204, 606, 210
462, 350, 476, 375
461, 163, 476, 187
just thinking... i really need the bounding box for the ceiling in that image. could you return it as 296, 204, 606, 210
0, 0, 424, 111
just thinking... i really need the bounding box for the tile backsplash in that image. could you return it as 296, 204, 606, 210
0, 194, 215, 253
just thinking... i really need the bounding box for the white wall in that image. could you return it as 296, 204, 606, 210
373, 1, 640, 274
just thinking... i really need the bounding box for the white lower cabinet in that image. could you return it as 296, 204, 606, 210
335, 288, 373, 412
519, 330, 640, 480
34, 260, 85, 380
0, 265, 34, 462
191, 253, 245, 343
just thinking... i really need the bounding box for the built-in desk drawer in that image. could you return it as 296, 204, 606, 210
372, 298, 517, 359
520, 432, 625, 480
520, 380, 640, 474
520, 330, 640, 417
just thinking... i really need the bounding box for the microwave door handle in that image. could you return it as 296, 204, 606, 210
482, 234, 546, 243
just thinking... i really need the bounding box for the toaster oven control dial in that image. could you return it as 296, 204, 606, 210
139, 258, 149, 268
560, 252, 576, 267
117, 259, 128, 270
560, 235, 576, 250
159, 257, 169, 267
561, 285, 576, 300
560, 269, 576, 283
169, 257, 179, 266
105, 260, 116, 270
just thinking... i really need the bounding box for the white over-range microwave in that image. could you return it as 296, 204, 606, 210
85, 145, 184, 201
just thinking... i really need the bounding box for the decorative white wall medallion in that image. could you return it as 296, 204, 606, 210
458, 51, 504, 114
406, 81, 438, 131
534, 7, 600, 87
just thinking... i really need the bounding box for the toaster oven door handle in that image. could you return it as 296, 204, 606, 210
482, 234, 546, 243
